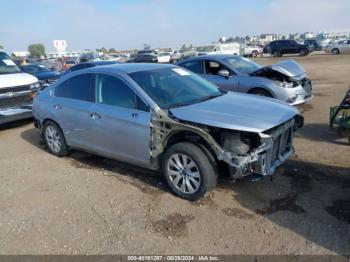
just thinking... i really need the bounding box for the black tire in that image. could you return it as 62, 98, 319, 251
332, 48, 340, 55
252, 50, 258, 57
249, 89, 273, 97
272, 50, 280, 57
299, 49, 308, 56
163, 142, 217, 201
43, 120, 68, 157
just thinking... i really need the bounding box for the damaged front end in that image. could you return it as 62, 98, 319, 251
150, 107, 303, 180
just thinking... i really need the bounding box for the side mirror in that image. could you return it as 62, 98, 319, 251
218, 69, 230, 78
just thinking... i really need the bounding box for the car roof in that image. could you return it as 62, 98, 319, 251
82, 63, 175, 74
179, 54, 237, 63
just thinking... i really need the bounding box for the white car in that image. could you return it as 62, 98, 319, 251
242, 44, 263, 57
157, 52, 172, 63
0, 51, 40, 124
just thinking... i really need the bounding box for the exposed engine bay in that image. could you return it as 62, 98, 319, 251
150, 108, 304, 180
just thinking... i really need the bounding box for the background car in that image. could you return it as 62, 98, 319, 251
263, 40, 311, 57
63, 59, 78, 70
178, 54, 313, 105
304, 39, 323, 51
60, 60, 119, 77
20, 64, 60, 88
325, 39, 350, 55
127, 53, 158, 63
157, 52, 172, 63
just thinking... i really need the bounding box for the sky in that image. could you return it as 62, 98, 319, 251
0, 0, 349, 53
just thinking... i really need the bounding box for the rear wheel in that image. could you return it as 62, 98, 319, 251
272, 50, 280, 57
249, 89, 273, 98
332, 48, 340, 55
299, 49, 308, 56
44, 121, 68, 156
163, 142, 217, 201
252, 50, 259, 57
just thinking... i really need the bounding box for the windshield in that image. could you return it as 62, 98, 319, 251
129, 67, 225, 109
0, 52, 22, 75
224, 56, 262, 74
22, 64, 51, 74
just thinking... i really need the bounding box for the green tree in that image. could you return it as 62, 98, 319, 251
109, 48, 116, 53
0, 44, 4, 50
28, 43, 45, 58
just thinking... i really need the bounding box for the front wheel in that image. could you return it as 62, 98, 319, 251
163, 142, 217, 201
332, 48, 340, 55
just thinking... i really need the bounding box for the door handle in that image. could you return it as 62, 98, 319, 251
53, 104, 62, 110
131, 112, 138, 118
90, 113, 101, 119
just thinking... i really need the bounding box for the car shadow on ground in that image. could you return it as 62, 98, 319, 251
217, 158, 350, 254
0, 119, 33, 131
21, 127, 350, 254
295, 123, 349, 145
20, 127, 171, 195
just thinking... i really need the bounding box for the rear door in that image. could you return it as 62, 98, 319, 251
89, 73, 151, 166
53, 73, 96, 149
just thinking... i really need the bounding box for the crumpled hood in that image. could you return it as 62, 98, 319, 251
170, 92, 299, 133
0, 73, 38, 88
253, 59, 305, 78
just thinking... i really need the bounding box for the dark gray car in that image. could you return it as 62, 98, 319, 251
178, 55, 313, 105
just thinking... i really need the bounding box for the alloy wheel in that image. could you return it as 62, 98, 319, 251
167, 153, 201, 194
45, 125, 62, 153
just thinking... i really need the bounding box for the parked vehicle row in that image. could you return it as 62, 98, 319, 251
32, 63, 304, 200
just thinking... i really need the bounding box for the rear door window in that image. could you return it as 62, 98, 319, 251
55, 73, 95, 102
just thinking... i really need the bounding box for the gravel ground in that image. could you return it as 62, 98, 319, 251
0, 54, 349, 255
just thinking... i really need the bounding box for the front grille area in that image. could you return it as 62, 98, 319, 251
0, 84, 31, 94
264, 120, 294, 172
0, 94, 32, 108
271, 127, 292, 162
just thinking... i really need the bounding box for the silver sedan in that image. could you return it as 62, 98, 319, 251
33, 63, 303, 200
178, 55, 313, 105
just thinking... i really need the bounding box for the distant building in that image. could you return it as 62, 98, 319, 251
302, 32, 314, 39
259, 34, 281, 43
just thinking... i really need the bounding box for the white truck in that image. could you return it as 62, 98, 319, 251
0, 51, 40, 124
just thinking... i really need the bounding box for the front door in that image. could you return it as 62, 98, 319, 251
90, 73, 151, 167
202, 60, 240, 92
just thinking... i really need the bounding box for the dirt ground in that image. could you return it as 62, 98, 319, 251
0, 54, 349, 255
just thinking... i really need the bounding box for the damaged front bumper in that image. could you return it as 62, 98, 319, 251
218, 120, 296, 180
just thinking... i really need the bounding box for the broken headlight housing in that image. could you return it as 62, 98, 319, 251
275, 81, 294, 88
